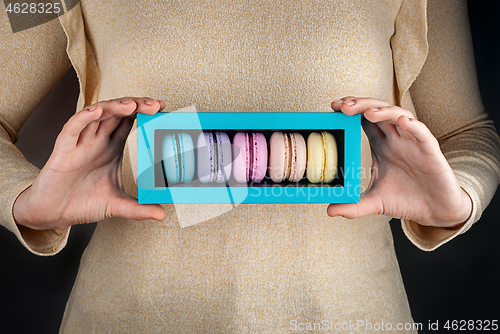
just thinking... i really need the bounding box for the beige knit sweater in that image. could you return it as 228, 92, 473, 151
1, 0, 499, 333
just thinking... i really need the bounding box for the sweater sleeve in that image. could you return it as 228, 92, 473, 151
0, 6, 72, 255
403, 0, 500, 251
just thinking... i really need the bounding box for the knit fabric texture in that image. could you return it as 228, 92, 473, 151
1, 0, 499, 332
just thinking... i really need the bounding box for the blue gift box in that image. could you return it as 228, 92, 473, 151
137, 112, 361, 204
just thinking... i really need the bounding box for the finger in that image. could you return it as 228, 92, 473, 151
98, 98, 138, 118
96, 98, 161, 137
56, 106, 103, 152
376, 121, 400, 138
396, 115, 434, 144
76, 120, 101, 146
327, 191, 383, 219
78, 104, 103, 140
397, 116, 441, 156
111, 115, 136, 143
331, 97, 391, 115
79, 119, 100, 138
365, 106, 416, 140
331, 96, 355, 111
361, 117, 385, 142
395, 120, 416, 141
97, 96, 161, 120
158, 99, 166, 111
363, 106, 414, 125
132, 97, 163, 115
92, 99, 136, 137
110, 194, 166, 221
362, 108, 399, 139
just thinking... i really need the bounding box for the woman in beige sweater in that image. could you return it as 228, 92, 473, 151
1, 0, 499, 332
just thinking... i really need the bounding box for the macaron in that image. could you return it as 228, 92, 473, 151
162, 133, 195, 184
232, 132, 268, 183
306, 131, 337, 183
196, 131, 232, 183
268, 132, 307, 183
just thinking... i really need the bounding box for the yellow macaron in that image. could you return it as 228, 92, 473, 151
306, 131, 337, 183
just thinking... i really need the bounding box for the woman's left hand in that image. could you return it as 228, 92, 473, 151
327, 96, 472, 228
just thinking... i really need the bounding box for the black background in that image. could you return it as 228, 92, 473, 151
1, 1, 499, 333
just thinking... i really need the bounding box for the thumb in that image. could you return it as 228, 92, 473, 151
110, 195, 166, 221
327, 192, 382, 219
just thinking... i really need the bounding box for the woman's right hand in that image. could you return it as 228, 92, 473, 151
13, 97, 167, 231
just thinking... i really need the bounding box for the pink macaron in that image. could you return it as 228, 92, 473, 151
268, 132, 307, 183
232, 132, 268, 183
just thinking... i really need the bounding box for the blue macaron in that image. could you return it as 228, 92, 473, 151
162, 133, 195, 184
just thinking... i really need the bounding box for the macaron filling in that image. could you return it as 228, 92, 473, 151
306, 131, 337, 184
163, 133, 195, 184
282, 133, 290, 181
176, 134, 185, 183
215, 131, 229, 183
178, 133, 195, 183
197, 131, 233, 183
321, 131, 328, 182
288, 133, 296, 182
250, 133, 257, 181
168, 134, 180, 183
269, 132, 306, 183
251, 132, 268, 182
245, 133, 251, 181
205, 132, 216, 183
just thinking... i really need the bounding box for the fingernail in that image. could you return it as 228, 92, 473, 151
144, 99, 154, 105
120, 99, 132, 104
371, 108, 380, 111
406, 117, 413, 121
86, 105, 96, 111
346, 101, 356, 106
334, 99, 344, 104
